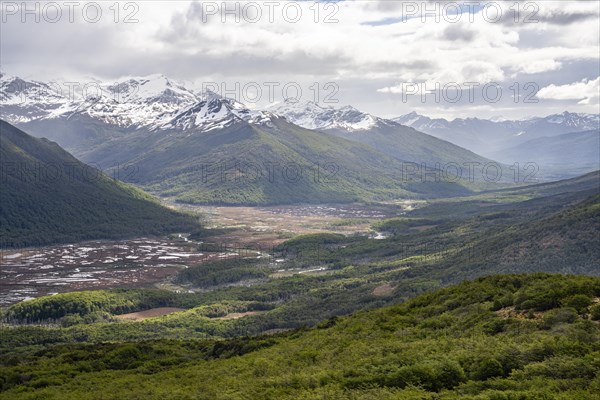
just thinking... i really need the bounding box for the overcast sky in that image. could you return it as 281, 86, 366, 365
1, 0, 599, 119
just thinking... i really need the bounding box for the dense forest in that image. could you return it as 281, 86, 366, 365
0, 120, 200, 247
0, 274, 598, 399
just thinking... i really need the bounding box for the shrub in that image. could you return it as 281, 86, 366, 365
561, 294, 593, 314
471, 358, 505, 381
60, 314, 83, 327
400, 359, 466, 392
104, 345, 144, 370
590, 304, 600, 321
540, 308, 578, 329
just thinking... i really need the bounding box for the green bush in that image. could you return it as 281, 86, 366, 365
104, 345, 144, 370
471, 358, 505, 381
60, 314, 84, 327
590, 304, 600, 321
540, 308, 579, 329
561, 294, 593, 313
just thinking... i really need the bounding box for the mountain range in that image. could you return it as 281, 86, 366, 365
487, 130, 600, 180
1, 73, 513, 205
394, 111, 599, 176
2, 73, 598, 202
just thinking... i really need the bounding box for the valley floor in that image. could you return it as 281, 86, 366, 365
0, 202, 411, 305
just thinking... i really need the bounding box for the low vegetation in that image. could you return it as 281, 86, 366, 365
0, 274, 598, 399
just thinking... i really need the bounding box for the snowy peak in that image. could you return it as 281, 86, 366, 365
393, 112, 429, 126
0, 74, 70, 124
0, 73, 280, 132
267, 100, 386, 132
0, 73, 201, 128
105, 74, 197, 105
160, 91, 272, 132
62, 74, 200, 128
540, 111, 599, 129
393, 112, 452, 131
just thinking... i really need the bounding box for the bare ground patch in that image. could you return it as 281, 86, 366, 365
373, 283, 396, 297
214, 311, 265, 320
114, 307, 185, 321
495, 306, 545, 320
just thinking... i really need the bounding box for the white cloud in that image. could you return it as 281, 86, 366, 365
0, 0, 599, 119
537, 77, 600, 105
517, 60, 563, 75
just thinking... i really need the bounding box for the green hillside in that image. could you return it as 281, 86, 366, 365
20, 114, 132, 155
1, 274, 598, 399
80, 117, 495, 205
0, 120, 200, 247
324, 122, 502, 175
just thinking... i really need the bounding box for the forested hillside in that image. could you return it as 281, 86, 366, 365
80, 116, 494, 205
0, 120, 200, 247
1, 274, 598, 399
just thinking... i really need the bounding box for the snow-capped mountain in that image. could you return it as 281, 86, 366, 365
394, 111, 525, 136
160, 91, 273, 132
0, 73, 71, 124
267, 100, 392, 132
538, 112, 600, 130
521, 112, 600, 137
0, 73, 277, 133
268, 99, 494, 170
46, 74, 200, 129
1, 73, 198, 129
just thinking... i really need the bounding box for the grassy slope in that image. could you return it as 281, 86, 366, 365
0, 120, 200, 247
20, 114, 132, 155
324, 122, 501, 172
79, 117, 490, 205
0, 274, 598, 399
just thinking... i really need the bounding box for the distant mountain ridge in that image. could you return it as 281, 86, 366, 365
488, 130, 600, 178
393, 111, 600, 155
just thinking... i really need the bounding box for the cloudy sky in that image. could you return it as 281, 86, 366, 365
1, 0, 599, 119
